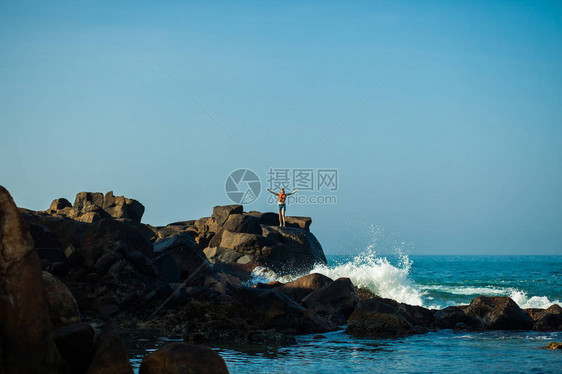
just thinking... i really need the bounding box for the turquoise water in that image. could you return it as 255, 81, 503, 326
129, 255, 562, 373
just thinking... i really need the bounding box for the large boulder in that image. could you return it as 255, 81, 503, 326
86, 328, 133, 374
211, 205, 243, 227
0, 186, 65, 373
260, 225, 327, 273
465, 296, 534, 330
274, 273, 333, 302
79, 218, 154, 266
218, 230, 276, 257
139, 342, 229, 374
42, 271, 80, 328
346, 299, 412, 337
102, 191, 145, 222
54, 322, 95, 374
300, 277, 358, 323
154, 233, 209, 280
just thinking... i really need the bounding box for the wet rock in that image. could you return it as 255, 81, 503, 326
54, 322, 95, 374
465, 296, 534, 330
0, 186, 65, 373
531, 304, 562, 331
261, 225, 327, 272
301, 277, 358, 323
228, 284, 335, 334
546, 342, 562, 350
139, 342, 229, 374
346, 299, 412, 337
275, 273, 333, 302
86, 327, 133, 374
433, 306, 476, 329
42, 271, 80, 328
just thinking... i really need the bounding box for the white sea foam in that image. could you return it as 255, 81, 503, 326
251, 248, 425, 306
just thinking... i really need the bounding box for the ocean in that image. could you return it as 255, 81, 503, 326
128, 254, 562, 373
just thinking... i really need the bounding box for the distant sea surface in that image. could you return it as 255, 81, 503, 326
129, 254, 562, 373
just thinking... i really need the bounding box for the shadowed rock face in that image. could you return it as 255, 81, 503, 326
0, 185, 65, 373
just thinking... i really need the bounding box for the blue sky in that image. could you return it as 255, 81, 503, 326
1, 1, 561, 255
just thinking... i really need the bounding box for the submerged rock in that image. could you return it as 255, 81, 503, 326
139, 342, 229, 374
346, 299, 412, 337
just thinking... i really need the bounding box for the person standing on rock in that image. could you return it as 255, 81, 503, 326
266, 187, 299, 227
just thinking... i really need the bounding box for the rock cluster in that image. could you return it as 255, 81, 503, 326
2, 186, 561, 373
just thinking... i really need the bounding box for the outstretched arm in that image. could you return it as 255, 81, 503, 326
288, 189, 300, 195
266, 188, 279, 196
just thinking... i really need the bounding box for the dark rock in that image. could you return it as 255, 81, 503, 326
74, 192, 105, 211
301, 277, 358, 323
0, 186, 65, 373
79, 218, 154, 266
95, 252, 124, 276
246, 211, 279, 226
212, 205, 243, 227
396, 303, 435, 328
346, 299, 412, 337
433, 306, 476, 329
154, 233, 209, 280
465, 296, 534, 330
53, 322, 95, 374
49, 198, 72, 212
86, 328, 133, 374
274, 273, 333, 302
102, 191, 145, 222
154, 254, 181, 284
42, 271, 80, 328
139, 342, 229, 374
532, 304, 562, 331
36, 246, 67, 264
28, 222, 63, 249
260, 225, 327, 273
284, 216, 312, 230
228, 284, 335, 334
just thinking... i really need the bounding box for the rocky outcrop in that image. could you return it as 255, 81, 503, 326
48, 191, 145, 223
300, 277, 359, 324
139, 342, 229, 374
0, 186, 65, 373
465, 296, 534, 330
432, 306, 476, 329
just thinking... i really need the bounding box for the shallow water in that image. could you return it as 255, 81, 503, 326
127, 255, 562, 373
128, 330, 562, 373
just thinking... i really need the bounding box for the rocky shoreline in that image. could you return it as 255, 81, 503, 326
1, 186, 561, 373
